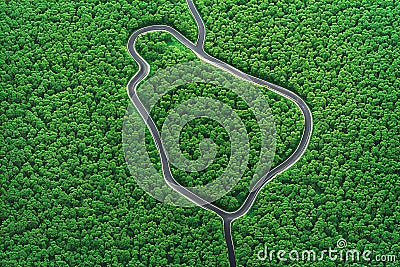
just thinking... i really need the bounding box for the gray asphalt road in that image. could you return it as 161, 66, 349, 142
126, 1, 313, 266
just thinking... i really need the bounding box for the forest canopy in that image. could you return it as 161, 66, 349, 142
1, 0, 399, 266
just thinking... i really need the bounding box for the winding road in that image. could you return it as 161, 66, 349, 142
126, 0, 313, 266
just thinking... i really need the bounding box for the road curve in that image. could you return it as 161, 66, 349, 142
126, 0, 313, 266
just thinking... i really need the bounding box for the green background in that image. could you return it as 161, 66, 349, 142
1, 0, 399, 266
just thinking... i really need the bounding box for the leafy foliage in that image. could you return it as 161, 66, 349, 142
1, 0, 399, 266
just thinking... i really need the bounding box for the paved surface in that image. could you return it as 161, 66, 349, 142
126, 1, 313, 266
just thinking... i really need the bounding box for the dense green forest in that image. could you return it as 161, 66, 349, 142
135, 32, 302, 210
1, 0, 399, 266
